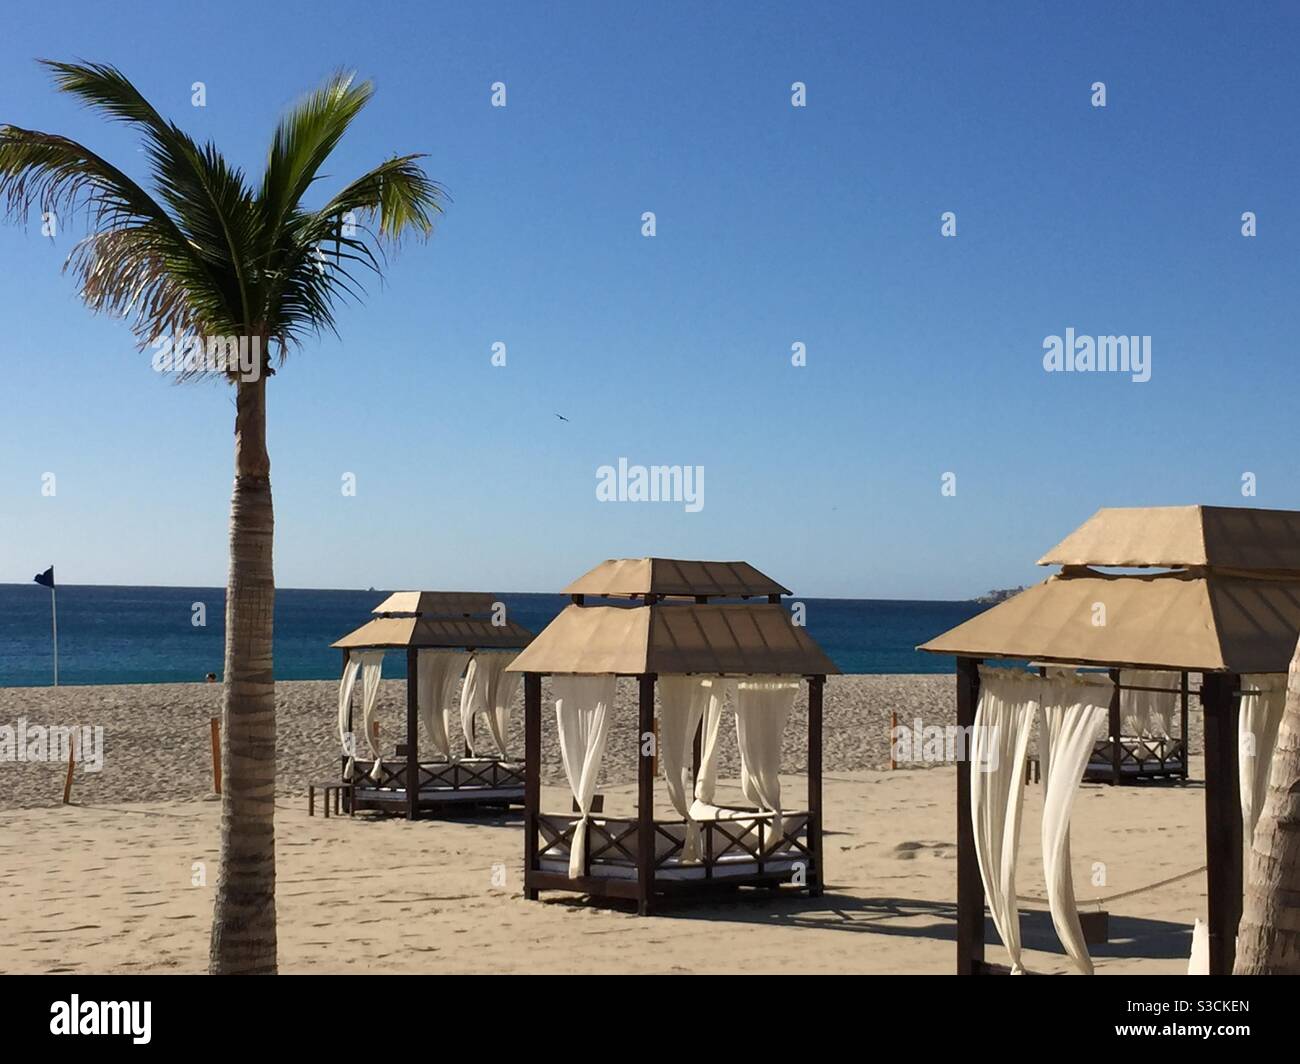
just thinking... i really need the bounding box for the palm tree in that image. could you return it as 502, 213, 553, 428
1236, 664, 1300, 974
0, 62, 443, 974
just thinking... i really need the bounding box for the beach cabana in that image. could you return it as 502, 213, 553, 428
919, 505, 1300, 975
332, 591, 534, 819
507, 558, 839, 915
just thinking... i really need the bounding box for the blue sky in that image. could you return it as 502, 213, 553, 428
1, 0, 1298, 599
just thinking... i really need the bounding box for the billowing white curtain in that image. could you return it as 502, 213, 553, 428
1040, 674, 1110, 975
658, 675, 714, 861
1119, 669, 1179, 737
460, 652, 522, 759
1239, 673, 1288, 845
972, 666, 1039, 974
692, 679, 732, 809
337, 653, 363, 780
554, 674, 616, 879
1187, 918, 1210, 975
354, 650, 386, 782
417, 649, 465, 760
734, 676, 799, 851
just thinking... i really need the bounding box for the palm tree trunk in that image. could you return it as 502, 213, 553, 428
209, 370, 278, 975
1235, 655, 1300, 974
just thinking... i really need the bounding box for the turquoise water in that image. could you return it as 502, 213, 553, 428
0, 585, 985, 686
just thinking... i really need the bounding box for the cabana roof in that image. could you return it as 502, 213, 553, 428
370, 591, 499, 617
332, 615, 533, 651
507, 603, 839, 676
919, 566, 1300, 673
1038, 505, 1300, 572
563, 558, 791, 599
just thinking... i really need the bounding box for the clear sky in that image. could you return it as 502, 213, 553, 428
2, 1, 1298, 599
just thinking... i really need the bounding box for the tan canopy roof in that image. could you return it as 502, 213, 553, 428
332, 615, 533, 651
562, 558, 791, 599
507, 604, 838, 676
1038, 505, 1300, 572
919, 568, 1300, 673
561, 556, 785, 598
370, 591, 498, 617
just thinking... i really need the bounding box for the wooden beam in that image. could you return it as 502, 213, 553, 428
405, 648, 419, 821
1108, 668, 1122, 785
524, 672, 541, 901
1201, 671, 1243, 974
956, 656, 984, 975
341, 649, 352, 748
636, 673, 656, 916
808, 674, 824, 896
62, 740, 76, 804
1180, 671, 1190, 781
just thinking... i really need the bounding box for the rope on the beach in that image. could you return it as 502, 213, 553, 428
1014, 863, 1207, 906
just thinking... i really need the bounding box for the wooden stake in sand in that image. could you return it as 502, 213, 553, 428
62, 740, 75, 804
210, 717, 222, 795
890, 711, 897, 770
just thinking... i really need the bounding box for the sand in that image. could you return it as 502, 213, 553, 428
0, 675, 964, 809
0, 677, 1208, 974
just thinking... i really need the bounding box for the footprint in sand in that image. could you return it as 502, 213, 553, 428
893, 840, 953, 860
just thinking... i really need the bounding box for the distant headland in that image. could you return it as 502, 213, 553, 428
971, 586, 1027, 605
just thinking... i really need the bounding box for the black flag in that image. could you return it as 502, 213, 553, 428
34, 565, 54, 589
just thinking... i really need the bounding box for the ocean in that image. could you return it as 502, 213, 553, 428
0, 585, 985, 687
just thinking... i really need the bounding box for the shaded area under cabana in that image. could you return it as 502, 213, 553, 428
331, 591, 534, 819
508, 558, 839, 915
920, 505, 1300, 975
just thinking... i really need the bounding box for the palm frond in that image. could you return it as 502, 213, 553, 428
259, 71, 374, 236
0, 125, 231, 346
260, 155, 445, 347
41, 60, 261, 332
1, 60, 445, 372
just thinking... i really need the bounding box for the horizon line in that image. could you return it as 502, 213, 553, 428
0, 580, 998, 604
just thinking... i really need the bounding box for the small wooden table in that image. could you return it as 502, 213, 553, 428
309, 780, 353, 818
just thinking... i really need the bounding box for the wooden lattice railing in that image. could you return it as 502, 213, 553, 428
536, 811, 812, 876
347, 757, 524, 792
1088, 735, 1186, 775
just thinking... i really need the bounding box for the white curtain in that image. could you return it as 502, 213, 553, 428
355, 650, 385, 782
1239, 673, 1288, 845
692, 679, 732, 808
971, 666, 1038, 974
460, 652, 522, 759
1118, 669, 1179, 737
417, 650, 465, 760
734, 676, 799, 851
554, 675, 616, 879
658, 676, 714, 861
337, 654, 363, 780
1187, 918, 1210, 975
1040, 674, 1110, 975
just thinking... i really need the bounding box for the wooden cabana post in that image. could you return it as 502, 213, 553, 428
523, 672, 541, 901
512, 557, 838, 914
1200, 671, 1243, 974
637, 672, 656, 916
807, 673, 825, 897
955, 656, 984, 975
405, 646, 419, 821
923, 505, 1300, 975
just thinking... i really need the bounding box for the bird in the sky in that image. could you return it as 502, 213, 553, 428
555, 413, 570, 422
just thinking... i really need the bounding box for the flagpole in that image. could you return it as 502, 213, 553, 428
51, 584, 58, 688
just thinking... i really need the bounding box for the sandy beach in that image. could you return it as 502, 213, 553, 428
0, 676, 1209, 974
0, 675, 971, 809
